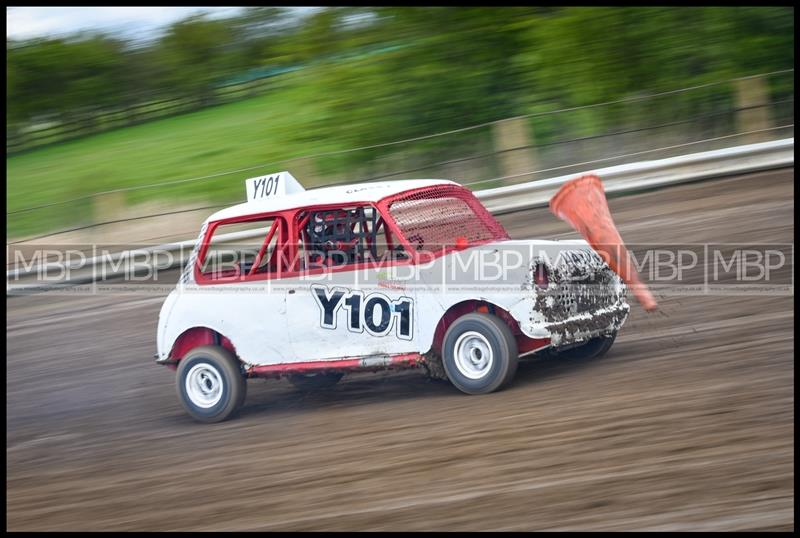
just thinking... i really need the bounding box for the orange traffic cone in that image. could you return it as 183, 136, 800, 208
549, 174, 657, 311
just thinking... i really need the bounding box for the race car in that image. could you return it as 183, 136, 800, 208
155, 171, 630, 422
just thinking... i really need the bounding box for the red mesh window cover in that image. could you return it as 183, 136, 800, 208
382, 185, 509, 252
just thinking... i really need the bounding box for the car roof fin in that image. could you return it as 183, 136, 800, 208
245, 171, 305, 202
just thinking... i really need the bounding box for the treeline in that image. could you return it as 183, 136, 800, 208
8, 8, 312, 123
7, 7, 794, 149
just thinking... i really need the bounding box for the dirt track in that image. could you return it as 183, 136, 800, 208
6, 169, 794, 531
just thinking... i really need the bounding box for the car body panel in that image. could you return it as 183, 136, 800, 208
156, 175, 629, 369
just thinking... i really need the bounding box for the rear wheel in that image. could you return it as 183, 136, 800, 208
442, 313, 518, 395
288, 372, 344, 391
177, 346, 247, 423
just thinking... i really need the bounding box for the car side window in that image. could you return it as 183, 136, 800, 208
199, 217, 286, 280
295, 205, 408, 272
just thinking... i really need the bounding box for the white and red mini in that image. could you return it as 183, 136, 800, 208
156, 171, 629, 422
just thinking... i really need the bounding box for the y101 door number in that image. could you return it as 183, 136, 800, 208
311, 285, 413, 340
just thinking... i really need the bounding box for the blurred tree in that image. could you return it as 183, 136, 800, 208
302, 8, 535, 153
8, 38, 74, 120
7, 34, 128, 122
7, 40, 18, 123
158, 15, 237, 106
61, 34, 129, 113
512, 7, 793, 136
230, 7, 300, 67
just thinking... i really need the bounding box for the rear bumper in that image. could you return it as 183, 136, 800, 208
543, 302, 630, 347
517, 249, 630, 346
519, 302, 630, 346
154, 353, 178, 366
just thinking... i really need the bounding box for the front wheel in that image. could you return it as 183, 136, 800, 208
176, 346, 247, 423
442, 313, 518, 395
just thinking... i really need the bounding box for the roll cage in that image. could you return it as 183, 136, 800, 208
193, 184, 509, 284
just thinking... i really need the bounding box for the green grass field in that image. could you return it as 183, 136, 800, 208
7, 75, 351, 239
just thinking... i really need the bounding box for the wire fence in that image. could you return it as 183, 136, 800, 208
7, 69, 794, 244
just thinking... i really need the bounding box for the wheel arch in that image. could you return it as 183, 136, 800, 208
169, 326, 239, 364
430, 300, 521, 356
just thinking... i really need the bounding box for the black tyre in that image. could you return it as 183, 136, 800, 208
557, 332, 617, 360
176, 345, 247, 423
288, 372, 344, 391
442, 313, 518, 395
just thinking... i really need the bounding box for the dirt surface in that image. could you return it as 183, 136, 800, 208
6, 169, 794, 531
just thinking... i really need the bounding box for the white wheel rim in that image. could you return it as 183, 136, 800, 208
185, 363, 224, 408
453, 331, 494, 379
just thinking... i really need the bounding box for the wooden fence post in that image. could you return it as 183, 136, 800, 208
735, 76, 773, 144
290, 156, 319, 187
92, 191, 126, 243
492, 117, 539, 186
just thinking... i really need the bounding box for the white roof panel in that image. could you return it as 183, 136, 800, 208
206, 179, 460, 222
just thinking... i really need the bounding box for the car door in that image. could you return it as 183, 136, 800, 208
193, 215, 291, 365
284, 203, 419, 362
